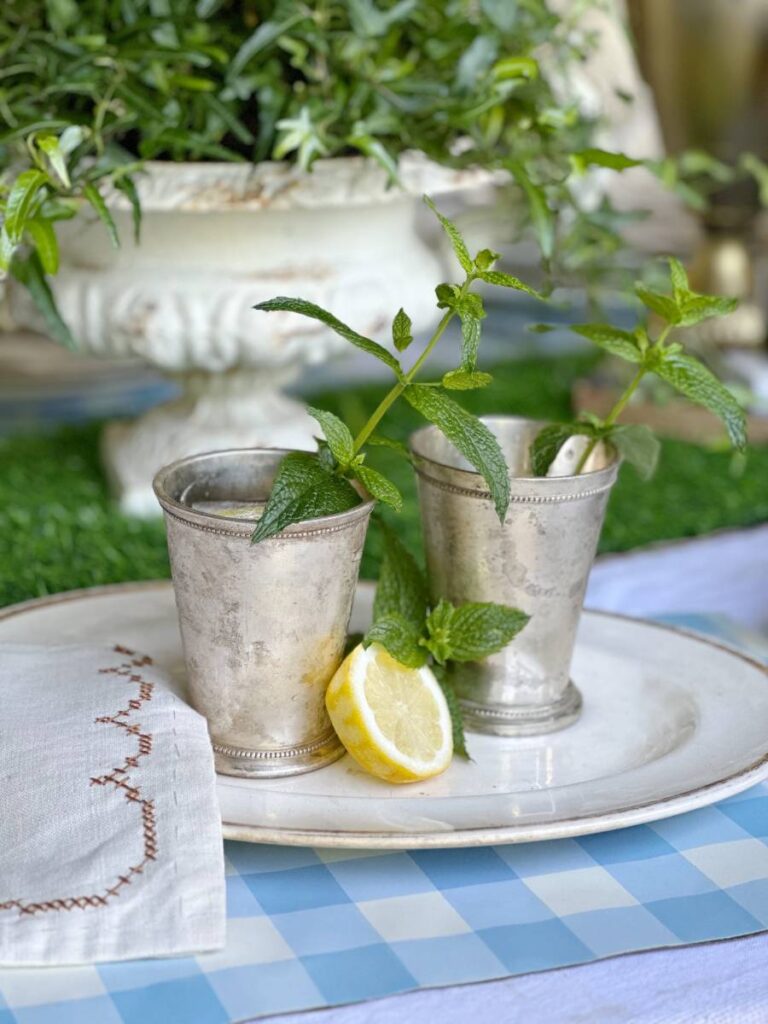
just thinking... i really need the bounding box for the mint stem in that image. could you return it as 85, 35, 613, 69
574, 323, 672, 474
351, 278, 474, 454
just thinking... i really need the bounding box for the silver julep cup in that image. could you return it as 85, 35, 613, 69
153, 448, 374, 777
410, 417, 619, 736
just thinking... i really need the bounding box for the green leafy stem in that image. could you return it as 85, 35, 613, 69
251, 195, 544, 543
0, 128, 140, 350
366, 523, 529, 758
530, 257, 747, 479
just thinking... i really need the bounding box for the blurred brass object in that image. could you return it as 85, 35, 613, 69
628, 0, 768, 348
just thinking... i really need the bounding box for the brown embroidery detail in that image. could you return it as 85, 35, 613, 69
1, 645, 159, 919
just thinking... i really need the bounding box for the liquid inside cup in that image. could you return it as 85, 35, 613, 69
190, 500, 266, 521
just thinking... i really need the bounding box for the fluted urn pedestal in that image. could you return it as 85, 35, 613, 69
8, 154, 481, 516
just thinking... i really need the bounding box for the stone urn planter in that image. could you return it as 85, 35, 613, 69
8, 153, 481, 515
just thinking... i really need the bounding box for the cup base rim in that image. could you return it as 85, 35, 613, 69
213, 730, 346, 778
460, 681, 583, 737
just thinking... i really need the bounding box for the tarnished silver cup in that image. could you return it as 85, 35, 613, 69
153, 448, 374, 778
411, 417, 619, 736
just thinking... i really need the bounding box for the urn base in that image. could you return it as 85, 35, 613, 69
460, 681, 583, 737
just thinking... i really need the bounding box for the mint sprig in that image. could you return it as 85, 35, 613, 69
364, 526, 529, 757
530, 258, 746, 478
251, 197, 544, 542
250, 452, 361, 544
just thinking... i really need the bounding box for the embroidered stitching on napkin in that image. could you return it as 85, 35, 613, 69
0, 643, 225, 966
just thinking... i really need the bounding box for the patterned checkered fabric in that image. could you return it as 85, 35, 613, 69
1, 616, 766, 1023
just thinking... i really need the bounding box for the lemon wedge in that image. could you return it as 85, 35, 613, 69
326, 642, 453, 783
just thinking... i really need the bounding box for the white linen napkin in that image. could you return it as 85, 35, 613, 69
0, 643, 225, 966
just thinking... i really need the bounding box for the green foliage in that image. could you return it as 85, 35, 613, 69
253, 198, 538, 540
364, 525, 528, 756
0, 0, 612, 319
404, 384, 510, 520
366, 614, 427, 668
353, 464, 403, 511
442, 369, 493, 390
1, 0, 593, 170
431, 665, 468, 759
654, 352, 746, 451
571, 324, 643, 363
0, 129, 132, 339
373, 522, 428, 626
308, 407, 354, 467
9, 250, 76, 349
391, 309, 413, 353
3, 2, 765, 340
529, 422, 589, 476
608, 424, 660, 482
424, 195, 473, 273
530, 259, 747, 476
249, 451, 361, 543
423, 599, 529, 664
253, 298, 403, 377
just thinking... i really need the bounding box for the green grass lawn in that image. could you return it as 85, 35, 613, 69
1, 352, 766, 608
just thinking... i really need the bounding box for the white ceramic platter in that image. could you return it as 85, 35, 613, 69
2, 581, 767, 849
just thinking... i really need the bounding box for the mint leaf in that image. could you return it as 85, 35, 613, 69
404, 384, 510, 521
676, 293, 738, 327
251, 452, 361, 543
572, 323, 643, 363
83, 183, 120, 248
423, 599, 529, 663
373, 524, 428, 627
455, 293, 486, 371
392, 307, 413, 352
654, 351, 747, 450
353, 463, 403, 511
442, 369, 493, 390
365, 614, 427, 668
254, 297, 402, 376
477, 268, 542, 299
441, 602, 530, 662
459, 310, 481, 370
635, 285, 680, 324
668, 256, 689, 296
423, 599, 455, 664
432, 665, 469, 759
661, 259, 738, 325
474, 248, 500, 271
424, 195, 472, 273
529, 422, 587, 476
435, 283, 461, 309
307, 406, 354, 466
367, 434, 412, 461
606, 423, 660, 480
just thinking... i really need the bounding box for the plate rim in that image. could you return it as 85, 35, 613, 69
2, 578, 767, 849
